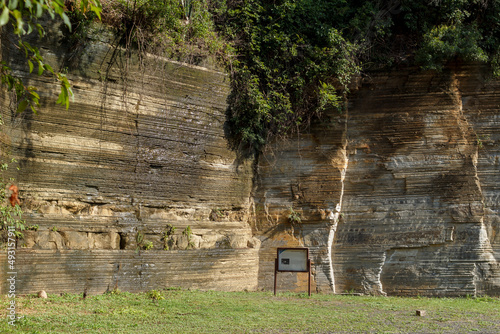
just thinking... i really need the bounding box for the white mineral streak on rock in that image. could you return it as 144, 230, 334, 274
327, 150, 348, 293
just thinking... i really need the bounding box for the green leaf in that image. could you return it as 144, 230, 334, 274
23, 41, 33, 52
8, 0, 18, 11
28, 60, 33, 73
44, 64, 54, 74
35, 23, 43, 37
37, 62, 44, 76
56, 87, 67, 105
35, 3, 42, 17
0, 7, 9, 26
12, 8, 20, 19
61, 13, 71, 31
80, 0, 88, 12
20, 43, 28, 57
91, 0, 102, 20
16, 100, 28, 113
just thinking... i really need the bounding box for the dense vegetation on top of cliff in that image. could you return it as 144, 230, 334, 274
2, 1, 500, 155
216, 0, 500, 154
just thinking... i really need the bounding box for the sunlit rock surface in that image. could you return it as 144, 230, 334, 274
0, 26, 258, 294
255, 64, 500, 296
1, 25, 499, 296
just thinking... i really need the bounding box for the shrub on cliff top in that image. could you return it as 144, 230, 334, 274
96, 0, 231, 64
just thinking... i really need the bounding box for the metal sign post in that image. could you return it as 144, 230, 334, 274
274, 247, 311, 296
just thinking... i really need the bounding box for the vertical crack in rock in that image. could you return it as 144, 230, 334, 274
327, 148, 348, 292
363, 251, 387, 296
327, 99, 350, 293
378, 252, 387, 295
452, 74, 499, 295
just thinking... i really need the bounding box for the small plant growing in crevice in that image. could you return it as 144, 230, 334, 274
142, 241, 153, 250
136, 231, 144, 245
182, 225, 195, 249
287, 207, 303, 238
288, 207, 302, 224
27, 224, 39, 231
476, 134, 491, 150
162, 223, 176, 250
210, 208, 226, 221
135, 231, 153, 250
476, 133, 484, 149
51, 226, 58, 232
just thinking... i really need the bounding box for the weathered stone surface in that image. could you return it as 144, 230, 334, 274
254, 64, 500, 296
1, 23, 500, 297
59, 231, 90, 250
0, 25, 257, 294
7, 249, 259, 294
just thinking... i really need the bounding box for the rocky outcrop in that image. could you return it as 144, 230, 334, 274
255, 63, 500, 296
1, 23, 500, 296
0, 24, 258, 294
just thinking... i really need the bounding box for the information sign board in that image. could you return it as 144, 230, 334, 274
277, 248, 309, 272
274, 247, 311, 296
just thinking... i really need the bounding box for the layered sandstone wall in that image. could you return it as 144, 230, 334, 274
0, 25, 259, 294
254, 63, 500, 296
2, 23, 500, 296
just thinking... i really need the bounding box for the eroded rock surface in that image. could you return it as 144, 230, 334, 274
255, 64, 500, 296
0, 25, 258, 294
1, 25, 500, 296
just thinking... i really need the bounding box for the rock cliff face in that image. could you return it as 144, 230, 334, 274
254, 64, 500, 296
1, 27, 500, 296
0, 26, 258, 294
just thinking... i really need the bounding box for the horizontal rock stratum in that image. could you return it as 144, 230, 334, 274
254, 64, 500, 296
1, 27, 499, 296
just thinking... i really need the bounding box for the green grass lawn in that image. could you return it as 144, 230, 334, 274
1, 289, 499, 333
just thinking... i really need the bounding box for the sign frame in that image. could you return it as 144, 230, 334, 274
274, 247, 311, 296
277, 247, 309, 272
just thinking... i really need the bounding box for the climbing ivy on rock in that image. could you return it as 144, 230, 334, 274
215, 0, 360, 155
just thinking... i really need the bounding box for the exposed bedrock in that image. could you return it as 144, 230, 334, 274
1, 24, 500, 296
0, 25, 258, 294
255, 64, 500, 296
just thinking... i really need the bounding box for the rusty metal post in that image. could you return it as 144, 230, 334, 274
307, 259, 311, 296
274, 258, 278, 296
